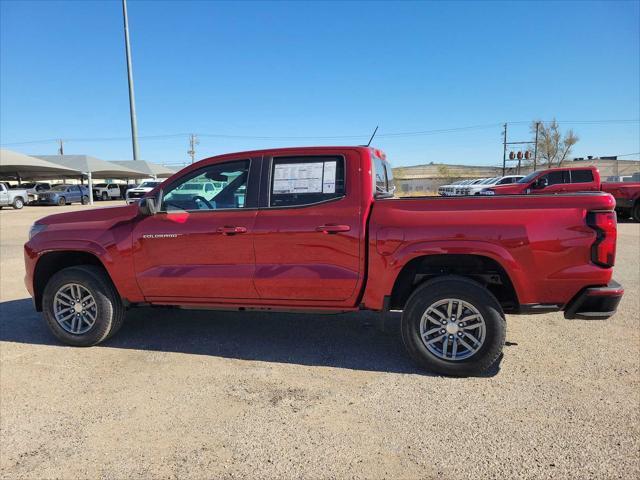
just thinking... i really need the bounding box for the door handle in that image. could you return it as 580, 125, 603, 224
217, 226, 247, 235
315, 224, 351, 234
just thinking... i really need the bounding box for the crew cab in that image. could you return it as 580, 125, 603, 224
92, 183, 121, 201
24, 147, 623, 376
481, 166, 600, 195
601, 181, 640, 221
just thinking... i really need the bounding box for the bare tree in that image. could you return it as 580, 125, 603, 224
530, 119, 579, 168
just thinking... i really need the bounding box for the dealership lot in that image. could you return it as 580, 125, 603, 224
1, 204, 638, 479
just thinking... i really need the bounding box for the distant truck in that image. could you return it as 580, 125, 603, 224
601, 181, 640, 222
92, 183, 121, 201
125, 180, 162, 204
481, 166, 600, 195
0, 183, 27, 209
24, 146, 624, 376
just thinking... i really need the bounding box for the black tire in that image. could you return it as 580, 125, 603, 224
81, 195, 89, 205
42, 265, 125, 346
12, 197, 24, 209
401, 276, 506, 376
632, 202, 640, 223
57, 196, 66, 206
102, 192, 108, 201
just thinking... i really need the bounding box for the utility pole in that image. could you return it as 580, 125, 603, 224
533, 121, 540, 171
188, 134, 199, 163
57, 139, 64, 156
122, 0, 140, 160
502, 123, 508, 176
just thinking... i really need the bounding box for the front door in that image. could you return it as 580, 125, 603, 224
252, 151, 364, 303
132, 158, 260, 301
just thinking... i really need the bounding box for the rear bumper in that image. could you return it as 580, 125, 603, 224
564, 280, 624, 320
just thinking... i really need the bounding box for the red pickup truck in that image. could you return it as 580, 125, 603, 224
24, 147, 624, 376
601, 181, 640, 222
481, 166, 600, 195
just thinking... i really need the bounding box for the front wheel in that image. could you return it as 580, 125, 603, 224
101, 192, 108, 201
81, 195, 89, 205
42, 266, 125, 346
57, 197, 66, 206
401, 276, 506, 376
12, 197, 24, 209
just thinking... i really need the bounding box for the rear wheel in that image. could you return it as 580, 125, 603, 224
42, 266, 125, 346
12, 197, 24, 209
401, 276, 506, 376
57, 197, 66, 206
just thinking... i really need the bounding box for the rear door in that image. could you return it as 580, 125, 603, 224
569, 169, 598, 191
252, 150, 364, 304
132, 157, 261, 300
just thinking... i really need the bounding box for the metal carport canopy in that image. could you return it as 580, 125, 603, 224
35, 155, 149, 205
0, 149, 81, 179
111, 160, 177, 178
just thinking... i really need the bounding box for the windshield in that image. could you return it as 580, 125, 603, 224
94, 183, 107, 187
50, 185, 68, 191
517, 171, 539, 184
139, 181, 161, 188
480, 177, 498, 184
21, 183, 36, 188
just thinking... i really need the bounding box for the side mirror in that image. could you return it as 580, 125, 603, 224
533, 177, 548, 189
139, 196, 158, 216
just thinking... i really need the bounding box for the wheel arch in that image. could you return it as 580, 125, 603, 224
388, 253, 519, 313
33, 250, 112, 311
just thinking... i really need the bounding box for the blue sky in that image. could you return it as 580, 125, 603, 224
1, 0, 639, 167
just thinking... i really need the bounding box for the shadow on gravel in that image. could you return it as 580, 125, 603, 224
0, 298, 502, 377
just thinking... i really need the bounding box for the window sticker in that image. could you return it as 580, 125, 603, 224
273, 162, 324, 194
322, 161, 336, 193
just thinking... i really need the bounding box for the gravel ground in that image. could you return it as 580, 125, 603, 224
1, 203, 639, 479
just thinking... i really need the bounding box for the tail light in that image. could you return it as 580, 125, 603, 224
587, 211, 617, 267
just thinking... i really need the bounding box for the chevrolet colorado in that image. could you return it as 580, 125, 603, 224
24, 147, 624, 375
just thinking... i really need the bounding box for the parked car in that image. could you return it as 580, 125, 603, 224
24, 146, 624, 376
19, 182, 51, 204
125, 180, 163, 204
462, 175, 525, 195
0, 183, 28, 209
36, 184, 89, 206
92, 183, 121, 201
601, 181, 640, 221
480, 166, 600, 195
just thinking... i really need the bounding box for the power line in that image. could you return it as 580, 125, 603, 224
1, 119, 638, 146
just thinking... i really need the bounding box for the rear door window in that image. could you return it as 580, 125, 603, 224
269, 156, 345, 207
570, 170, 594, 183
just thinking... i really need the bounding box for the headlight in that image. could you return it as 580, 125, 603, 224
29, 223, 47, 240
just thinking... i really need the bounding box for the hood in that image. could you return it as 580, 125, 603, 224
36, 204, 139, 226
